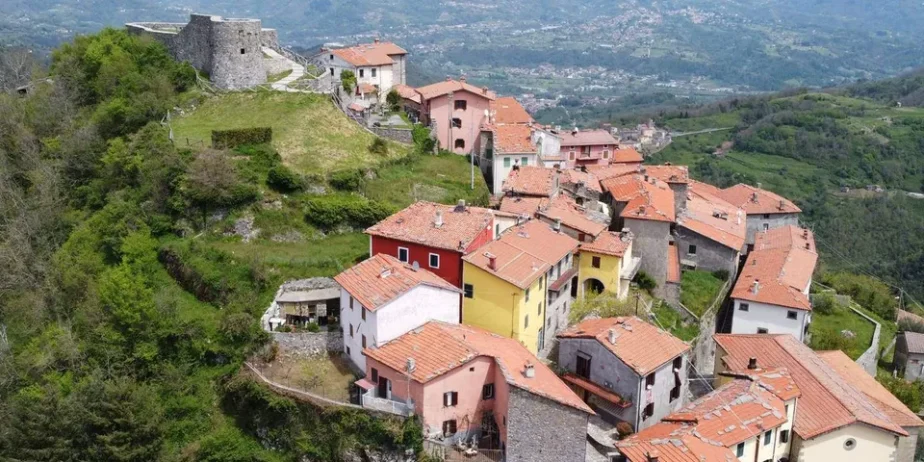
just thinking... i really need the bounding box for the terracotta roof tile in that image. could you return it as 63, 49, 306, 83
416, 78, 496, 101
331, 41, 407, 67
538, 196, 609, 236
617, 422, 736, 462
491, 97, 533, 125
667, 243, 681, 283
559, 168, 603, 193
393, 84, 421, 104
463, 220, 579, 289
644, 165, 690, 184
585, 163, 640, 182
365, 201, 494, 253
494, 124, 536, 154
612, 147, 644, 164
718, 184, 801, 215
334, 254, 460, 310
714, 334, 908, 439
558, 129, 619, 147
602, 175, 676, 223
818, 350, 924, 428
357, 83, 377, 94
501, 166, 558, 197
365, 321, 593, 413
498, 196, 548, 217
581, 231, 634, 257
559, 317, 689, 375
676, 188, 747, 251
732, 226, 817, 310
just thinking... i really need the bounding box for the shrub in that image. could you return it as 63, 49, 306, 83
306, 322, 320, 333
809, 329, 858, 354
812, 292, 843, 315
634, 271, 657, 293
711, 269, 730, 281
266, 165, 303, 193
340, 70, 356, 93
386, 89, 401, 112
369, 137, 389, 156
211, 127, 272, 149
303, 195, 393, 230
878, 374, 923, 412
616, 422, 634, 439
329, 169, 364, 191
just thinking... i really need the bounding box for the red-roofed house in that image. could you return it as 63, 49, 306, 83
674, 185, 746, 276
319, 40, 408, 103
417, 77, 495, 154
729, 226, 817, 341
558, 128, 620, 169
361, 321, 593, 460
614, 368, 800, 462
365, 201, 496, 289
335, 254, 461, 370
558, 317, 690, 431
716, 183, 802, 247
715, 334, 917, 462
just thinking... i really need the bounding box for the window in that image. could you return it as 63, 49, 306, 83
330, 67, 334, 76
688, 244, 697, 255
579, 233, 587, 242
464, 284, 474, 298
346, 346, 351, 355
429, 253, 440, 268
454, 100, 467, 111
843, 438, 856, 451
349, 324, 353, 338
673, 356, 683, 371
763, 223, 770, 231
757, 328, 769, 334
361, 335, 367, 348
482, 383, 495, 400
359, 69, 364, 78
371, 68, 377, 77
525, 287, 530, 302
764, 430, 772, 445
371, 368, 378, 383
785, 404, 789, 416
643, 403, 654, 420
443, 391, 458, 407
521, 157, 529, 166
592, 256, 601, 268
603, 150, 610, 159
398, 247, 409, 262
763, 214, 770, 219
361, 308, 366, 321
646, 373, 655, 389
503, 157, 511, 168
330, 54, 334, 60
240, 48, 246, 54
576, 353, 592, 379
739, 303, 750, 312
780, 429, 790, 444
350, 297, 354, 310
670, 385, 680, 402
451, 118, 462, 128
736, 443, 745, 457
569, 151, 575, 160
524, 315, 529, 329
455, 139, 465, 150
787, 310, 798, 320
442, 420, 457, 436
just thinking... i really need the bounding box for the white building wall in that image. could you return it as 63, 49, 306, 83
792, 423, 898, 462
730, 298, 810, 342
340, 285, 460, 371
493, 153, 539, 195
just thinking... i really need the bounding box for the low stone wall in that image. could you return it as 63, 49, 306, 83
264, 55, 292, 76
689, 280, 730, 379
272, 331, 343, 357
851, 305, 881, 376
370, 126, 414, 144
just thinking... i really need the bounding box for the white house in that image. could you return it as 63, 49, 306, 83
729, 225, 817, 341
318, 40, 408, 103
334, 253, 461, 371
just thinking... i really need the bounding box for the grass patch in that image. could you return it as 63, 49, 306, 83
679, 270, 725, 317
172, 92, 410, 174
809, 306, 876, 360
364, 154, 491, 209
652, 303, 700, 342
257, 354, 357, 403
267, 69, 293, 83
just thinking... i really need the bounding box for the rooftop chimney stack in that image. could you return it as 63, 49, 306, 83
751, 280, 760, 294
748, 357, 758, 369
646, 450, 660, 462
434, 210, 444, 228
554, 218, 562, 232
455, 199, 466, 212
374, 37, 380, 44
524, 362, 535, 378
757, 182, 763, 189
608, 329, 618, 345
779, 199, 785, 210
805, 242, 811, 250
751, 192, 759, 202
486, 252, 497, 271
460, 75, 466, 82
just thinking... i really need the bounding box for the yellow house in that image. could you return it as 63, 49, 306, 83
462, 220, 579, 354
578, 230, 638, 300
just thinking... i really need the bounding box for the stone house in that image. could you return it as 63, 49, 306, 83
728, 226, 817, 341
317, 40, 407, 102
715, 334, 923, 462
713, 183, 801, 247
673, 184, 746, 276
558, 317, 690, 433
360, 321, 593, 460
559, 168, 604, 208
276, 287, 340, 328
334, 254, 461, 371
895, 331, 924, 381
614, 368, 800, 462
417, 77, 495, 155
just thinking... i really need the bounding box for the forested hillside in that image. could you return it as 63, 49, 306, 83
648, 88, 924, 304
0, 29, 443, 461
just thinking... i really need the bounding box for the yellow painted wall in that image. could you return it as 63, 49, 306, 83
462, 262, 546, 354
578, 250, 622, 297
793, 423, 896, 462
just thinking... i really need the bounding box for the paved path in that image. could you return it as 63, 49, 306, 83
262, 47, 307, 93
671, 127, 734, 137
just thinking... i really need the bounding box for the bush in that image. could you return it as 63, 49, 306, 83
266, 165, 303, 193
369, 137, 389, 156
812, 292, 843, 315
386, 89, 401, 112
303, 195, 393, 230
878, 374, 923, 412
306, 322, 320, 333
634, 271, 657, 293
329, 169, 364, 191
711, 269, 730, 281
819, 272, 897, 320
211, 127, 273, 149
341, 70, 356, 93
616, 422, 634, 439
810, 329, 858, 353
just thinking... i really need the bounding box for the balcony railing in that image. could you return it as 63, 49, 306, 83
361, 389, 415, 417
620, 257, 642, 281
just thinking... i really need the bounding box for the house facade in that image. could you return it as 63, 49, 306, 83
334, 254, 461, 371
360, 322, 593, 460
558, 317, 690, 432
729, 226, 817, 341
536, 195, 609, 243
715, 183, 801, 247
673, 185, 746, 276
320, 40, 408, 102
365, 201, 496, 288
557, 129, 620, 169
894, 331, 924, 381
417, 77, 495, 154
577, 230, 639, 300
462, 220, 579, 355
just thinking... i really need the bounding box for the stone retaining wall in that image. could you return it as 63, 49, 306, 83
370, 127, 414, 144
272, 331, 343, 357
850, 305, 881, 376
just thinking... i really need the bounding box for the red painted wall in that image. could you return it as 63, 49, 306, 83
370, 227, 493, 289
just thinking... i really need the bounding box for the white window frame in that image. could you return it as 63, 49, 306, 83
429, 253, 440, 269
398, 247, 409, 262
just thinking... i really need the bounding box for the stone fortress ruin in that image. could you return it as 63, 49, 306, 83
127, 14, 281, 90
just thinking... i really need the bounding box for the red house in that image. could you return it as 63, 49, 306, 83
365, 201, 496, 288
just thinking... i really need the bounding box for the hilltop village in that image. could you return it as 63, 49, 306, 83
122, 17, 922, 462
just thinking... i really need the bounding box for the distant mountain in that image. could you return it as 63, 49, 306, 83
4, 0, 924, 95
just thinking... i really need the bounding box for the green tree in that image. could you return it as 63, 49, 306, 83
76, 376, 165, 462
340, 70, 356, 93
386, 88, 401, 112
182, 150, 259, 226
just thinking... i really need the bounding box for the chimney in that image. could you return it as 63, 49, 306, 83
646, 450, 660, 462
779, 199, 785, 210
455, 199, 466, 212
638, 205, 646, 215
644, 174, 649, 182
608, 329, 619, 345
554, 218, 562, 232
446, 76, 452, 82
374, 37, 380, 44
524, 362, 535, 378
757, 182, 762, 189
460, 75, 466, 82
381, 267, 392, 278
751, 192, 759, 202
482, 87, 488, 95
751, 280, 760, 294
748, 357, 758, 369
434, 210, 444, 228
802, 228, 808, 238
572, 127, 579, 136
805, 242, 811, 250
485, 252, 497, 271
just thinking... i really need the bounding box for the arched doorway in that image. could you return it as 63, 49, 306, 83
584, 278, 604, 295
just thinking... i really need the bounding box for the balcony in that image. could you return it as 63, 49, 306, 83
620, 256, 642, 281
361, 388, 415, 417
548, 267, 578, 293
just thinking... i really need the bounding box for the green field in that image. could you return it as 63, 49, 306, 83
172, 92, 410, 174
652, 304, 700, 342
364, 154, 490, 209
679, 270, 726, 317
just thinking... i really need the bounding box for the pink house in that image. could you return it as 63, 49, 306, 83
359, 321, 593, 459
558, 129, 620, 168
416, 78, 495, 154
